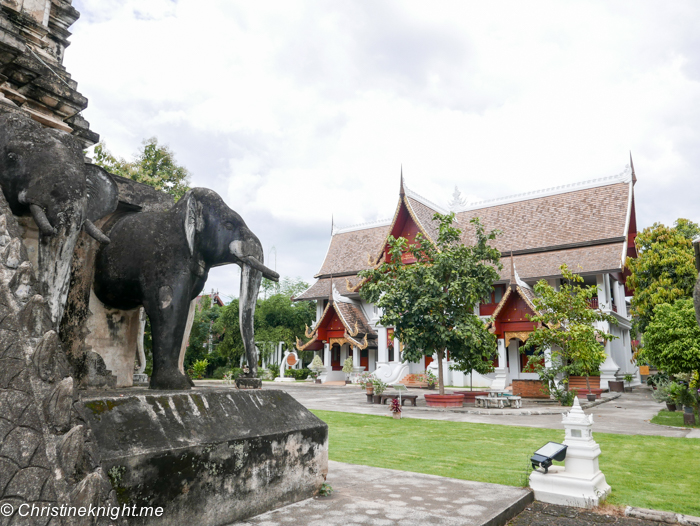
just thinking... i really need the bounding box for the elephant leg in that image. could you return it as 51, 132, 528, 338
145, 279, 194, 390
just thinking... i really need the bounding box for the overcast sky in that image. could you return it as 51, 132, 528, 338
66, 0, 700, 299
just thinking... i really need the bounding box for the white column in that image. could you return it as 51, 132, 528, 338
597, 320, 619, 389
323, 343, 330, 367
596, 274, 609, 310
352, 346, 360, 368
393, 336, 401, 363
613, 280, 627, 318
547, 278, 559, 291
491, 338, 508, 390
377, 327, 388, 364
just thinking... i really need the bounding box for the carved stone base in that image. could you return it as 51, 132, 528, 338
236, 377, 262, 389
133, 373, 149, 386
81, 388, 328, 525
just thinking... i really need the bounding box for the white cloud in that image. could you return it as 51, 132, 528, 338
67, 0, 700, 296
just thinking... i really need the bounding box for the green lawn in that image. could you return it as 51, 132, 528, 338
651, 408, 700, 428
313, 410, 700, 516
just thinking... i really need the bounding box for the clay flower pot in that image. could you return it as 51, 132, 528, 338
424, 394, 465, 408
666, 402, 676, 412
587, 393, 596, 402
392, 412, 401, 419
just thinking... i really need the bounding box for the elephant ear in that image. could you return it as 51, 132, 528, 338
183, 190, 203, 256
84, 164, 119, 222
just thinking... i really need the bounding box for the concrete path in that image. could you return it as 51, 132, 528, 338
195, 381, 691, 438
231, 460, 533, 526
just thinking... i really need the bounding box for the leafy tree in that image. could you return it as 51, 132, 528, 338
359, 213, 501, 395
93, 137, 191, 200
524, 265, 617, 399
211, 277, 315, 368
626, 219, 699, 333
642, 299, 700, 376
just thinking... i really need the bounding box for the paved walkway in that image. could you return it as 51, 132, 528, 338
231, 460, 533, 526
195, 381, 691, 438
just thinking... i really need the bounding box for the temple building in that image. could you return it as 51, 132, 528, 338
294, 163, 639, 389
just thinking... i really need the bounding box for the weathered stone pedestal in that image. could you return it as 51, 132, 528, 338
529, 397, 611, 508
81, 388, 328, 525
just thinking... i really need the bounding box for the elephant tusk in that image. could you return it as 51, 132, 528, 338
29, 204, 56, 236
240, 256, 280, 282
83, 219, 110, 244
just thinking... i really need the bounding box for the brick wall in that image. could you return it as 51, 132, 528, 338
512, 379, 549, 399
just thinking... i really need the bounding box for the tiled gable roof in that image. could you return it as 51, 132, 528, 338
315, 224, 388, 277
457, 182, 630, 253
303, 173, 634, 297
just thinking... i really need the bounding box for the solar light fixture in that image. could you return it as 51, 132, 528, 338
531, 442, 567, 474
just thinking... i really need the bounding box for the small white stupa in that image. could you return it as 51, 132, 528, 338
529, 397, 611, 508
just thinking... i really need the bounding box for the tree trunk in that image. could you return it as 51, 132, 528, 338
585, 375, 590, 391
437, 349, 445, 395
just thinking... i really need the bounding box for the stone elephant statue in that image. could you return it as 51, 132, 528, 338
93, 188, 279, 390
0, 113, 119, 323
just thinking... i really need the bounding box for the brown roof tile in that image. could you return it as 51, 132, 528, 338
316, 224, 389, 277
501, 243, 625, 281
336, 302, 376, 337
305, 179, 631, 296
458, 182, 630, 252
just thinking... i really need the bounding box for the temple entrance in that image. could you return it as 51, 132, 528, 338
360, 349, 368, 369
331, 344, 341, 370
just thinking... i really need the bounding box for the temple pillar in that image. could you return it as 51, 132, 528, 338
597, 320, 619, 389
393, 336, 401, 363
491, 338, 508, 390
377, 326, 388, 365
613, 279, 627, 317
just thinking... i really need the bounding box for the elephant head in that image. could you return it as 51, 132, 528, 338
0, 113, 119, 323
181, 189, 279, 378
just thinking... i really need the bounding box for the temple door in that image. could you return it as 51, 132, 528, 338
424, 355, 433, 369
360, 349, 368, 369
331, 344, 341, 370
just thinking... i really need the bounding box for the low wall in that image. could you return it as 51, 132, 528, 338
512, 379, 549, 399
81, 388, 328, 525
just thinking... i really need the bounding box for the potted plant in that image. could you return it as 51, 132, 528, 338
651, 379, 675, 411
308, 355, 324, 384
371, 378, 388, 403
342, 357, 354, 384
390, 398, 402, 419
623, 373, 634, 392
357, 371, 373, 390
425, 369, 437, 390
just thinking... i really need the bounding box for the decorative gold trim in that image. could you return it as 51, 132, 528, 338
504, 331, 532, 346
347, 321, 359, 337
304, 324, 315, 339
328, 337, 348, 347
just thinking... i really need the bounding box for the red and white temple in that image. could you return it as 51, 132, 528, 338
294, 163, 639, 389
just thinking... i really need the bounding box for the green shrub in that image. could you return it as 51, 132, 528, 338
189, 359, 209, 379
284, 368, 311, 380
212, 366, 228, 379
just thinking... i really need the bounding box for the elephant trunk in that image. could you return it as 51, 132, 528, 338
83, 219, 110, 244
239, 263, 263, 377
29, 204, 56, 236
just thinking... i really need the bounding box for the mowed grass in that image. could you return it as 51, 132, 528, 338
312, 410, 700, 516
651, 409, 700, 428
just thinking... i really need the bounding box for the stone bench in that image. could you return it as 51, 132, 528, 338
380, 393, 418, 406
475, 395, 522, 409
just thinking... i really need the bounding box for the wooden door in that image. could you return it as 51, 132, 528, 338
331, 344, 341, 370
